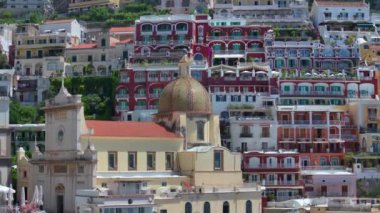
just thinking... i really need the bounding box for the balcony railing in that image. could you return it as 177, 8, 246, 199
280, 91, 344, 97
294, 120, 310, 125
150, 93, 160, 98
116, 106, 129, 111
116, 94, 129, 99
240, 133, 253, 138
207, 35, 262, 41
244, 163, 299, 169
278, 120, 292, 125
135, 105, 146, 110
213, 49, 245, 55
312, 120, 327, 125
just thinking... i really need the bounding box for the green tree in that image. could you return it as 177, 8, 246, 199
29, 12, 43, 24
9, 101, 39, 124
0, 53, 9, 69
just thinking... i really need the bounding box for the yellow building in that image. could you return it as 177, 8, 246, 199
348, 99, 380, 153
17, 55, 262, 213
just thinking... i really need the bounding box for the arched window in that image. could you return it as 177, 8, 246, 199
193, 53, 204, 61
196, 121, 205, 140
185, 202, 192, 213
223, 201, 230, 213
246, 200, 252, 213
204, 202, 211, 213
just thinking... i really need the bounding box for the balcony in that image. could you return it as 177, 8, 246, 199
312, 120, 327, 125
330, 120, 341, 125
134, 78, 146, 83
207, 35, 262, 41
294, 120, 310, 125
246, 47, 265, 53
235, 116, 272, 121
135, 94, 147, 98
240, 133, 253, 138
150, 93, 160, 98
116, 94, 129, 100
280, 91, 345, 97
119, 76, 129, 83
213, 49, 245, 56
262, 180, 303, 187
278, 120, 292, 125
116, 106, 129, 111
135, 105, 146, 110
279, 138, 296, 143
245, 163, 298, 169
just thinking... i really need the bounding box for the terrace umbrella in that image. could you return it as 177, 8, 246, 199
38, 185, 43, 208
7, 184, 14, 208
305, 73, 311, 76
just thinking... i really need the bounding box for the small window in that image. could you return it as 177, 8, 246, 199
204, 202, 211, 213
88, 55, 93, 62
185, 202, 192, 213
108, 151, 117, 170
246, 200, 252, 213
101, 38, 106, 47
165, 152, 174, 170
101, 54, 106, 61
214, 150, 223, 170
71, 55, 77, 62
78, 165, 84, 173
196, 121, 205, 140
128, 152, 137, 170
147, 152, 156, 170
38, 166, 44, 173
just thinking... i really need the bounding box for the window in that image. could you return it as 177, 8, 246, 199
262, 127, 270, 137
39, 166, 44, 173
78, 165, 84, 173
160, 210, 168, 213
147, 152, 156, 170
108, 151, 117, 170
204, 202, 210, 213
101, 54, 106, 61
128, 152, 137, 170
241, 142, 247, 152
196, 121, 205, 140
216, 95, 226, 102
185, 202, 192, 213
231, 95, 241, 102
214, 150, 223, 170
165, 152, 174, 170
223, 201, 230, 213
246, 200, 252, 213
88, 55, 93, 62
71, 55, 77, 62
101, 38, 106, 47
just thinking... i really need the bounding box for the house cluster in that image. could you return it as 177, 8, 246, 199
0, 0, 378, 212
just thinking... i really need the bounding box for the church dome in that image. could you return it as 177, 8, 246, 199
158, 76, 211, 114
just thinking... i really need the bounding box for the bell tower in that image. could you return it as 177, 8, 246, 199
43, 83, 87, 160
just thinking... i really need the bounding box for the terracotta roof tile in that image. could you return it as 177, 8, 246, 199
85, 120, 180, 138
109, 26, 135, 33
315, 0, 368, 7
71, 43, 97, 49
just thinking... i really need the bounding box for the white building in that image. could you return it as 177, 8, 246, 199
0, 69, 14, 97
310, 0, 370, 27
40, 19, 86, 42
0, 25, 15, 58
228, 108, 278, 152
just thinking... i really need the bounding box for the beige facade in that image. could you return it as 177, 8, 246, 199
18, 56, 263, 213
348, 99, 380, 153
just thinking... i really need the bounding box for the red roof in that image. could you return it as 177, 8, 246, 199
118, 38, 132, 44
109, 26, 135, 33
44, 19, 76, 24
85, 120, 180, 138
315, 0, 368, 7
71, 43, 97, 49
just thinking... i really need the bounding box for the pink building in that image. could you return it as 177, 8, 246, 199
302, 167, 356, 197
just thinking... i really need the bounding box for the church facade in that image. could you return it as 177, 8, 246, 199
17, 55, 263, 213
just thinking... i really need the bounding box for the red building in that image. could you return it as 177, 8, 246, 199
115, 15, 273, 118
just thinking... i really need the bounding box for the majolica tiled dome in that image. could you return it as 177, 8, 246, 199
158, 76, 211, 114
